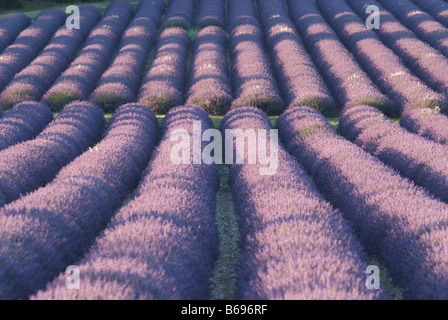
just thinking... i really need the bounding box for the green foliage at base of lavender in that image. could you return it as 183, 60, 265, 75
45, 91, 79, 112
233, 95, 283, 116
190, 97, 231, 116
140, 94, 180, 115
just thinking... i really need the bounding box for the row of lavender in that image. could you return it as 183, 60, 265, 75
315, 0, 448, 143
3, 0, 448, 119
0, 6, 102, 109
0, 103, 159, 299
10, 103, 445, 300
0, 104, 387, 300
0, 102, 104, 208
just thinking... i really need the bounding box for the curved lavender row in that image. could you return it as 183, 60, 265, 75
0, 13, 31, 54
138, 27, 190, 114
0, 101, 104, 208
33, 105, 219, 300
222, 106, 384, 300
377, 0, 448, 58
400, 108, 448, 145
286, 0, 395, 114
186, 26, 232, 115
136, 0, 166, 28
196, 0, 225, 29
89, 4, 161, 112
0, 101, 53, 151
161, 0, 196, 29
347, 0, 448, 98
340, 105, 448, 203
0, 7, 102, 109
42, 1, 135, 111
315, 0, 446, 114
410, 0, 448, 28
277, 106, 448, 299
0, 103, 158, 300
228, 0, 284, 115
0, 9, 66, 93
257, 0, 335, 113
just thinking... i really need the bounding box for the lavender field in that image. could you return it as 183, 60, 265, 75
1, 0, 448, 301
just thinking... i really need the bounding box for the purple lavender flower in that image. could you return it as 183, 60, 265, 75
409, 0, 448, 28
340, 104, 448, 203
0, 9, 66, 94
228, 0, 284, 115
89, 3, 162, 112
162, 0, 196, 29
136, 0, 166, 28
0, 13, 31, 54
0, 101, 104, 208
222, 106, 386, 300
138, 27, 191, 114
42, 1, 135, 111
32, 105, 219, 300
257, 0, 336, 113
0, 101, 53, 151
316, 0, 446, 114
278, 106, 448, 299
196, 0, 225, 29
400, 108, 448, 145
347, 0, 448, 99
286, 0, 395, 114
186, 26, 232, 115
0, 6, 101, 109
0, 103, 158, 300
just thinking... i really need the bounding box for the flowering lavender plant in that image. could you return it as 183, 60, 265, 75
42, 1, 135, 111
33, 105, 218, 300
138, 27, 190, 114
0, 103, 158, 300
222, 106, 385, 300
0, 101, 104, 208
186, 26, 232, 115
257, 0, 335, 113
0, 101, 53, 151
278, 106, 448, 299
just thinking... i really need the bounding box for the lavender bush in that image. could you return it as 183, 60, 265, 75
0, 101, 104, 208
222, 106, 385, 300
315, 0, 446, 114
0, 13, 31, 54
286, 0, 395, 113
138, 27, 190, 114
33, 105, 219, 300
257, 0, 335, 113
0, 6, 101, 109
90, 2, 162, 112
409, 0, 448, 29
161, 0, 196, 29
347, 0, 448, 98
42, 1, 135, 111
136, 0, 166, 28
196, 0, 225, 29
186, 26, 232, 115
0, 101, 52, 151
228, 0, 284, 115
377, 0, 448, 58
0, 9, 66, 94
0, 103, 158, 300
278, 106, 448, 299
400, 108, 448, 145
340, 104, 448, 203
